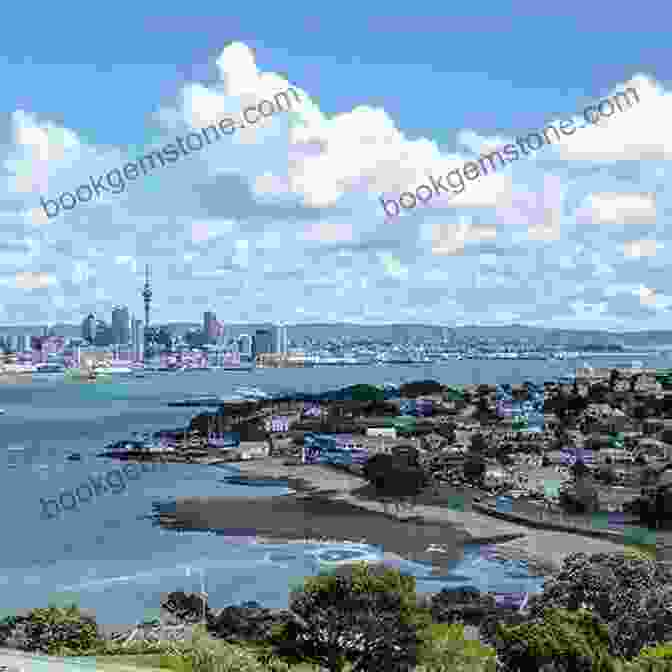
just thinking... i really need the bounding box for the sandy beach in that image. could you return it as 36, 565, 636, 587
164, 458, 636, 577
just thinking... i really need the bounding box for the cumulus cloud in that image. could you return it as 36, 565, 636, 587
15, 271, 56, 289
623, 239, 658, 257
431, 218, 497, 256
554, 74, 672, 162
1, 42, 671, 327
575, 192, 657, 226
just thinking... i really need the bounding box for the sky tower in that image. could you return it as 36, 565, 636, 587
142, 264, 152, 329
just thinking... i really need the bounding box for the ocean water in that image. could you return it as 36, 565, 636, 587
1, 357, 665, 627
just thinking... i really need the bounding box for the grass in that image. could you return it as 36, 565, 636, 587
83, 654, 184, 670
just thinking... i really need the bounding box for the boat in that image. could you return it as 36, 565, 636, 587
67, 453, 82, 461
33, 364, 66, 375
93, 365, 133, 375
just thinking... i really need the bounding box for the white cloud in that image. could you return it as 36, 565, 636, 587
575, 192, 657, 226
554, 74, 672, 161
624, 239, 658, 257
15, 272, 56, 289
640, 285, 657, 305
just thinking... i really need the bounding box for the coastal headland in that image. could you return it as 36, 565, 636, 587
124, 372, 672, 575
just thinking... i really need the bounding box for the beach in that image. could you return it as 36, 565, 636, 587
163, 458, 633, 576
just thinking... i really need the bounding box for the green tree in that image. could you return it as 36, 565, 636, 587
416, 623, 496, 672
528, 552, 672, 659
463, 453, 486, 484
275, 561, 431, 672
495, 607, 617, 672
363, 453, 428, 515
5, 604, 99, 654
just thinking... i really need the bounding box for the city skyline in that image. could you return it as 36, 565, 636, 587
1, 16, 669, 328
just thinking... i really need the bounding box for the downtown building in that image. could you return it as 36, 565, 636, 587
111, 306, 131, 345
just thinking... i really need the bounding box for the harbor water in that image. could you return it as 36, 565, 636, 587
2, 356, 665, 627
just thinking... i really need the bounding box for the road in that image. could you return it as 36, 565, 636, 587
0, 649, 163, 672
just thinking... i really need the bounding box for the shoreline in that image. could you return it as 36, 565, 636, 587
164, 458, 634, 577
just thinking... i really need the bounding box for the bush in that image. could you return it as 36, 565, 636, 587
416, 622, 496, 672
529, 553, 672, 659
278, 561, 431, 672
495, 607, 616, 672
3, 604, 99, 654
208, 604, 301, 644
162, 591, 210, 624
184, 626, 306, 672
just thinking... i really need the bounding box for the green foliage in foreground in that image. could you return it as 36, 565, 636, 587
495, 608, 616, 672
625, 642, 672, 671
278, 560, 432, 671
622, 543, 658, 562
416, 623, 496, 672
0, 604, 99, 654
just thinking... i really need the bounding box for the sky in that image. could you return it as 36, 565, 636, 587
1, 1, 671, 330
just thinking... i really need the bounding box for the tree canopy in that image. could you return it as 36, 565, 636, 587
277, 561, 431, 672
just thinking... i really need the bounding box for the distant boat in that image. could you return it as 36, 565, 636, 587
0, 408, 5, 414
34, 364, 66, 374
94, 366, 133, 375
67, 453, 82, 461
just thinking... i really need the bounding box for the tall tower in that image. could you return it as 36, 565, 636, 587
142, 264, 152, 329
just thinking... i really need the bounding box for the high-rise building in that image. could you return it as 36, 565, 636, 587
204, 311, 217, 341
132, 318, 145, 361
273, 324, 288, 355
253, 330, 273, 357
142, 265, 152, 329
94, 320, 109, 347
111, 306, 131, 345
238, 334, 252, 357
81, 313, 96, 343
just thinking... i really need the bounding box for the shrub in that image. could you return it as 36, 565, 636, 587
624, 642, 672, 671
529, 553, 672, 659
4, 604, 99, 654
162, 591, 210, 624
416, 622, 497, 672
208, 603, 301, 644
495, 607, 616, 672
185, 626, 303, 672
278, 561, 431, 672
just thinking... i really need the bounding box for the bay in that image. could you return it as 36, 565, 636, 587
1, 356, 665, 627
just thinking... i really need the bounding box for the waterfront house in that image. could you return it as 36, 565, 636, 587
366, 426, 397, 439
637, 438, 672, 462
231, 441, 270, 460
483, 465, 508, 489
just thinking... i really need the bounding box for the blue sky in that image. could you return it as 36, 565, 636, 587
1, 1, 670, 329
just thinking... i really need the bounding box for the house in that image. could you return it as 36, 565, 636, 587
637, 439, 672, 462
483, 466, 508, 489
421, 431, 448, 452
366, 427, 397, 439
233, 441, 270, 460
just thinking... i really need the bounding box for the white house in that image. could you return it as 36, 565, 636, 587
366, 427, 397, 439
483, 466, 509, 489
